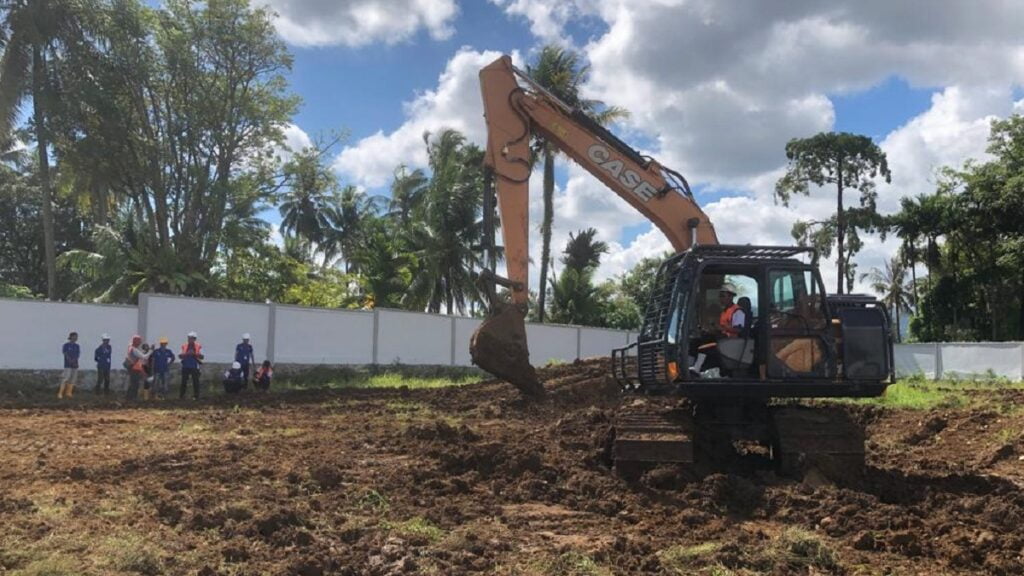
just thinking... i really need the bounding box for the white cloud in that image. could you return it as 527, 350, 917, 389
334, 48, 521, 188
280, 123, 314, 158
484, 0, 1024, 297
488, 0, 587, 45
263, 0, 458, 47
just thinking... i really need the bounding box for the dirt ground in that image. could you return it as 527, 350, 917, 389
1, 360, 1022, 575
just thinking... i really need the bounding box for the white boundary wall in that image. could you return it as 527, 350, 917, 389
0, 299, 136, 370
2, 295, 1023, 380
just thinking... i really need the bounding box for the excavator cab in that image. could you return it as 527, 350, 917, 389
613, 245, 894, 398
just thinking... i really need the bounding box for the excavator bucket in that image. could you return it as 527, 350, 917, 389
470, 302, 544, 397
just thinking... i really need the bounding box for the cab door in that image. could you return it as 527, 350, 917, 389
765, 268, 835, 379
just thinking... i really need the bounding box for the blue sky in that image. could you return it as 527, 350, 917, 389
254, 0, 1023, 291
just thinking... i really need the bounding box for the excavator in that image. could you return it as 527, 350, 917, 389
469, 55, 894, 478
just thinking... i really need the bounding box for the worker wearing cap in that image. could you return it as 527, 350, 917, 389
58, 331, 80, 399
152, 337, 176, 400
94, 334, 112, 395
718, 283, 746, 338
178, 331, 204, 400
235, 334, 255, 386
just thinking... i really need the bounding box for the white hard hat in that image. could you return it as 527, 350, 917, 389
101, 333, 110, 340
242, 333, 251, 340
187, 331, 198, 338
231, 361, 241, 370
720, 283, 738, 295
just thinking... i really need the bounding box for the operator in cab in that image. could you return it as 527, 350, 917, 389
717, 283, 746, 338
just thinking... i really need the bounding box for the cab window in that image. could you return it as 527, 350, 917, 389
768, 269, 825, 329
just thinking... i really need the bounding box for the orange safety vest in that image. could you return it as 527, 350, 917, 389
719, 303, 741, 338
180, 342, 203, 356
126, 344, 144, 373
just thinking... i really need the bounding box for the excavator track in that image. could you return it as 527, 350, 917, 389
609, 401, 866, 483
612, 401, 693, 466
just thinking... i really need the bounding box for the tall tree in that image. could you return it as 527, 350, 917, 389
333, 184, 382, 274
775, 132, 891, 294
54, 0, 297, 295
278, 146, 340, 261
0, 0, 94, 299
860, 257, 913, 342
561, 227, 607, 273
527, 45, 627, 321
405, 129, 484, 315
547, 228, 608, 326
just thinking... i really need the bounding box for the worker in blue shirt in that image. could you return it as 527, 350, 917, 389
235, 333, 255, 386
94, 334, 112, 395
151, 337, 176, 400
59, 331, 81, 399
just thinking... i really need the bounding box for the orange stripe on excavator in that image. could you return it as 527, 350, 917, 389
479, 55, 717, 306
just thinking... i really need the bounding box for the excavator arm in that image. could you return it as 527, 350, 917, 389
470, 55, 718, 396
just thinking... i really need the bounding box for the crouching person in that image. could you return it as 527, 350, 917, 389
254, 360, 273, 392
222, 362, 245, 394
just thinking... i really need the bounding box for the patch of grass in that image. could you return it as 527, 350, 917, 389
535, 552, 612, 576
101, 533, 162, 575
845, 373, 1024, 410
178, 421, 214, 437
658, 542, 721, 574
770, 528, 840, 573
996, 427, 1021, 444
383, 517, 445, 543
273, 365, 480, 391
10, 555, 78, 576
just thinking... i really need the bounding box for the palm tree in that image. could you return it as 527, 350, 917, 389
561, 227, 608, 273
527, 44, 628, 322
332, 184, 383, 274
860, 256, 914, 342
388, 165, 428, 227
405, 129, 484, 315
0, 0, 91, 299
548, 267, 605, 326
278, 147, 339, 253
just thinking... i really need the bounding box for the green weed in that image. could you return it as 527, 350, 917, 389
770, 528, 840, 572
536, 552, 611, 576
357, 489, 390, 513
658, 542, 721, 574
383, 517, 445, 543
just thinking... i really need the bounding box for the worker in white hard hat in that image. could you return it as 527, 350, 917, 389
235, 333, 255, 386
222, 361, 245, 394
717, 282, 745, 338
178, 331, 204, 399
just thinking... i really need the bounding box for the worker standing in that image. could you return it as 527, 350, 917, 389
235, 334, 255, 386
58, 332, 81, 399
124, 335, 151, 400
151, 338, 175, 400
178, 331, 204, 400
94, 334, 112, 395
